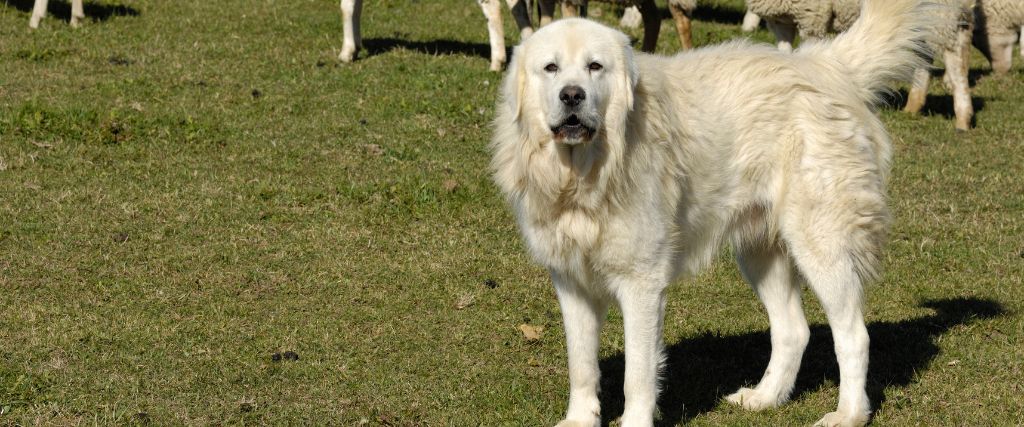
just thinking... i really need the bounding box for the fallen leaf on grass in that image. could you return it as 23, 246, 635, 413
455, 293, 475, 309
518, 324, 543, 341
442, 179, 459, 193
364, 144, 383, 156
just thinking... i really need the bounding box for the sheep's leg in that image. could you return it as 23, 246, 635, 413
988, 32, 1016, 74
30, 0, 48, 28
903, 67, 930, 115
943, 27, 973, 131
638, 0, 661, 52
742, 10, 761, 32
537, 0, 556, 25
668, 0, 693, 50
620, 5, 642, 29
339, 0, 363, 62
559, 0, 587, 18
480, 0, 507, 71
767, 19, 797, 52
506, 0, 535, 40
70, 0, 84, 27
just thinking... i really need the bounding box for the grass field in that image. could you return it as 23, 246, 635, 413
1, 0, 1022, 425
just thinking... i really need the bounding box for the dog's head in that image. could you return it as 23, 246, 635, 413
501, 18, 639, 146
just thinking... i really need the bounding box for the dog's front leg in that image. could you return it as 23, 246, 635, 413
618, 285, 667, 426
553, 272, 608, 427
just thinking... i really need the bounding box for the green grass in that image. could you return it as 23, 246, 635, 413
1, 0, 1022, 425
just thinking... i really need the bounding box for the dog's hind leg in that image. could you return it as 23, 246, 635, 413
783, 197, 881, 426
794, 250, 872, 427
726, 242, 809, 410
778, 123, 886, 426
553, 272, 608, 427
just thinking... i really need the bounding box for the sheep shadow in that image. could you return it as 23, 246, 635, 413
595, 297, 1005, 426
5, 0, 139, 23
691, 2, 748, 25
629, 2, 745, 26
362, 37, 493, 62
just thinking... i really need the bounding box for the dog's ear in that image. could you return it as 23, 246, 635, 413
604, 35, 638, 146
502, 46, 528, 121
617, 39, 639, 111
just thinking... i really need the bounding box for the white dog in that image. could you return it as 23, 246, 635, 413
29, 0, 84, 28
491, 1, 941, 425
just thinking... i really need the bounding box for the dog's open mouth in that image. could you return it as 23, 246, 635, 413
551, 114, 595, 143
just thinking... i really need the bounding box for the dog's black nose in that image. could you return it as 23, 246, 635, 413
559, 86, 586, 107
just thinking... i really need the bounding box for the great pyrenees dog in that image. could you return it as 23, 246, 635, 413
491, 1, 944, 426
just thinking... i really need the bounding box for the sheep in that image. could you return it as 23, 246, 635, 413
568, 0, 697, 50
973, 0, 1024, 74
29, 0, 84, 28
745, 0, 861, 52
339, 0, 693, 71
747, 0, 976, 131
339, 0, 535, 71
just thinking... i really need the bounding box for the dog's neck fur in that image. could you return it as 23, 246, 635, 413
492, 86, 663, 271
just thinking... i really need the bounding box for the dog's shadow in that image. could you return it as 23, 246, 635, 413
5, 0, 139, 23
595, 297, 1005, 426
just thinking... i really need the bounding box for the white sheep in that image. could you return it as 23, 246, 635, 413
339, 0, 535, 71
29, 0, 84, 28
973, 0, 1024, 74
747, 0, 975, 131
586, 0, 697, 50
340, 0, 693, 71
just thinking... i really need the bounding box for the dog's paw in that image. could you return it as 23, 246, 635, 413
724, 387, 780, 411
813, 410, 870, 427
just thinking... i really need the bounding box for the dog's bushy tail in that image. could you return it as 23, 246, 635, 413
801, 0, 952, 105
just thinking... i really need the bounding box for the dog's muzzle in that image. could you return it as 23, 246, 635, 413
551, 85, 595, 144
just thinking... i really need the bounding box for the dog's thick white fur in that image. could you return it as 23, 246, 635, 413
491, 1, 939, 425
30, 0, 84, 28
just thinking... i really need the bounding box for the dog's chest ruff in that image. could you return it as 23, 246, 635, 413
521, 201, 602, 270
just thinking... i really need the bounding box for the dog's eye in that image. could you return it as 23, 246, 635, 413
544, 63, 559, 73
588, 62, 603, 71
